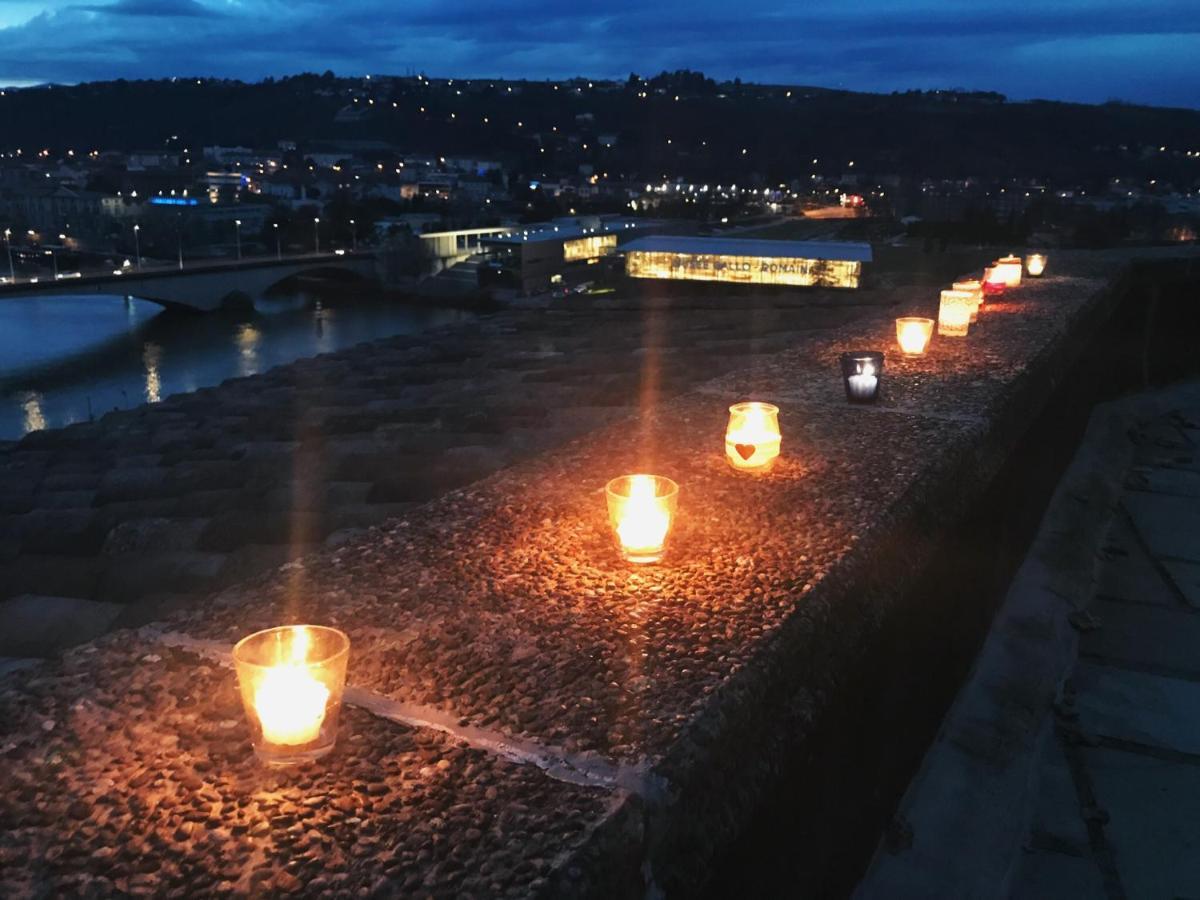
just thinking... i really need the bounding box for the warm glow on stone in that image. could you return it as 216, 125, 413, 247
605, 474, 678, 564
724, 401, 781, 471
896, 317, 934, 356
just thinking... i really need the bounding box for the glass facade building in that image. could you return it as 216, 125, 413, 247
563, 233, 617, 262
623, 236, 871, 289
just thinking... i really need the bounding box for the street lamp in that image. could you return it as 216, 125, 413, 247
133, 224, 141, 270
349, 218, 357, 252
313, 217, 320, 254
45, 248, 58, 280
234, 219, 242, 260
3, 228, 14, 283
273, 222, 281, 260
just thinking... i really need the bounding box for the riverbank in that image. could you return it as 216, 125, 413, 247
0, 290, 475, 440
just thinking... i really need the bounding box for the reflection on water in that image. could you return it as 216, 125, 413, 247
0, 291, 473, 439
235, 323, 261, 378
21, 392, 46, 433
143, 342, 163, 404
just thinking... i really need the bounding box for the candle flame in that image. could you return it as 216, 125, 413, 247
897, 320, 932, 355
254, 626, 329, 746
859, 360, 876, 378
616, 475, 670, 554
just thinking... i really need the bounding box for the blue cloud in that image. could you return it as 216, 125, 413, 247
0, 0, 1196, 108
76, 0, 217, 16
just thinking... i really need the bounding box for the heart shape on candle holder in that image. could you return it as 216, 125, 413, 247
735, 443, 756, 461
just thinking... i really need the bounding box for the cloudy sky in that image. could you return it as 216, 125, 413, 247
0, 0, 1197, 108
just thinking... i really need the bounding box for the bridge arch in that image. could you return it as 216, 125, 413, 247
0, 254, 378, 313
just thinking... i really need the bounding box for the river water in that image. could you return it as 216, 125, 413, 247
0, 291, 473, 440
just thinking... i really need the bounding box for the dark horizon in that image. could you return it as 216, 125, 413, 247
1, 0, 1198, 110
3, 70, 1199, 115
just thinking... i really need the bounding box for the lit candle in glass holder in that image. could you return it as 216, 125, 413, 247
983, 265, 1007, 297
993, 255, 1023, 287
895, 317, 934, 356
233, 624, 350, 766
840, 351, 883, 403
953, 279, 984, 322
724, 401, 782, 471
605, 474, 678, 564
938, 289, 974, 337
1025, 253, 1047, 277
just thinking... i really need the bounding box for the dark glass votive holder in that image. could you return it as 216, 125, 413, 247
840, 351, 884, 403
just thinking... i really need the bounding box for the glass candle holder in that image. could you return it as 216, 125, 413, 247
982, 265, 1007, 297
1025, 253, 1047, 277
605, 474, 679, 564
233, 625, 350, 767
840, 351, 883, 403
953, 279, 984, 323
993, 255, 1023, 287
895, 317, 934, 356
938, 289, 974, 337
724, 401, 782, 472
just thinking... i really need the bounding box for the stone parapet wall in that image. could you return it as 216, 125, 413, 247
1, 251, 1193, 898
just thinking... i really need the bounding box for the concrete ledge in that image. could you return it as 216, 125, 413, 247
1, 251, 1196, 897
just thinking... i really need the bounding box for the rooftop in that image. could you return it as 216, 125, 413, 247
482, 218, 647, 245
622, 234, 874, 262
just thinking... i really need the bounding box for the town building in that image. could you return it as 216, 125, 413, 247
622, 236, 872, 288
479, 217, 651, 292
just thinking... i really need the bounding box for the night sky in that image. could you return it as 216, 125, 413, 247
1, 0, 1197, 109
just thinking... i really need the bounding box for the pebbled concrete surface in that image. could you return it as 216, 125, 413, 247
0, 299, 879, 652
1, 251, 1195, 898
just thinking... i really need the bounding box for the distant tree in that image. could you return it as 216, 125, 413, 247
808, 258, 837, 287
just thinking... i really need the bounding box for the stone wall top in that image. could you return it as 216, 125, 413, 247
1, 250, 1186, 898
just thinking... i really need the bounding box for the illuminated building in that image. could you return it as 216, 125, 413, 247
623, 236, 871, 289
563, 233, 617, 262
480, 218, 649, 293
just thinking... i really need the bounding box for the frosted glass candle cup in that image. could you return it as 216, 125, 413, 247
896, 317, 935, 356
953, 279, 984, 322
233, 625, 350, 767
605, 474, 679, 564
982, 266, 1007, 297
993, 255, 1023, 287
724, 401, 782, 472
938, 289, 974, 337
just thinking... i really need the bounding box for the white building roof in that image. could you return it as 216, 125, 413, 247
622, 235, 873, 262
483, 219, 645, 245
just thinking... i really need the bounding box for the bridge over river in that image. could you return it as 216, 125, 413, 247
0, 252, 378, 312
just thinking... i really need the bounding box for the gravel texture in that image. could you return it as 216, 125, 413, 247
0, 250, 1179, 897
0, 299, 875, 643
0, 635, 614, 899
169, 267, 1112, 765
